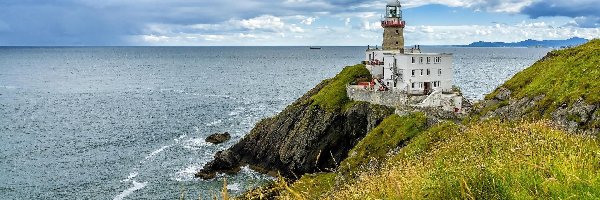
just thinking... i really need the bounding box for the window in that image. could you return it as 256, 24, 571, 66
427, 69, 430, 75
434, 57, 441, 63
438, 69, 442, 76
427, 57, 431, 64
433, 81, 437, 87
411, 57, 416, 63
396, 41, 399, 44
411, 82, 415, 88
419, 57, 423, 64
395, 30, 399, 34
411, 70, 415, 76
420, 69, 423, 76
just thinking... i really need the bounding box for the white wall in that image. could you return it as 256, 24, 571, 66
399, 54, 453, 94
366, 50, 453, 94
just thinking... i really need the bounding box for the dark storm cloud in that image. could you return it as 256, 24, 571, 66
521, 0, 600, 28
0, 0, 374, 45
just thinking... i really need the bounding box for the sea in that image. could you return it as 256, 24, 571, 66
0, 46, 550, 199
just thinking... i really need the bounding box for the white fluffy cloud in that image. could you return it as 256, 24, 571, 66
122, 0, 600, 46
404, 22, 600, 45
1, 0, 598, 45
400, 0, 535, 12
300, 17, 317, 25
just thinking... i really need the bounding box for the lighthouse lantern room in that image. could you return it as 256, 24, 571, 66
382, 0, 405, 50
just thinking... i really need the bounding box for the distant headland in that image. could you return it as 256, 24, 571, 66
460, 37, 588, 48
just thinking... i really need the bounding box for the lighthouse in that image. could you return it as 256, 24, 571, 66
382, 0, 405, 51
356, 0, 461, 113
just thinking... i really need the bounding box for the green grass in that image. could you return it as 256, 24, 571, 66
284, 173, 337, 199
339, 113, 428, 175
310, 64, 371, 112
239, 41, 600, 199
484, 39, 600, 118
283, 120, 600, 199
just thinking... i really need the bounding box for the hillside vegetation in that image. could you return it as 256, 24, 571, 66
253, 119, 600, 199
234, 40, 600, 199
490, 39, 600, 107
310, 64, 371, 111
329, 120, 600, 199
476, 39, 600, 133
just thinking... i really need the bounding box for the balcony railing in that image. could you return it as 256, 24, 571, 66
368, 60, 384, 65
381, 20, 405, 28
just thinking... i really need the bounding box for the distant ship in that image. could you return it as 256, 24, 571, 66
309, 46, 321, 49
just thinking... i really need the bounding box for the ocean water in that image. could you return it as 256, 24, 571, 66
0, 46, 550, 199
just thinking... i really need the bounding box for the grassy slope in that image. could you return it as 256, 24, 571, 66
309, 64, 371, 112
270, 41, 600, 199
339, 113, 427, 175
485, 39, 600, 118
332, 120, 600, 199
277, 120, 600, 199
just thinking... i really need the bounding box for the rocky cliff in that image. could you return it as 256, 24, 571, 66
472, 39, 600, 135
196, 64, 394, 179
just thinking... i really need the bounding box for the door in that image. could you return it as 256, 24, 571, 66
424, 82, 431, 95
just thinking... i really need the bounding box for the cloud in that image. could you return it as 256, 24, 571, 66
403, 22, 599, 45
401, 0, 535, 13
238, 15, 285, 31
0, 0, 598, 45
521, 0, 599, 18
520, 0, 600, 28
300, 17, 317, 25
361, 21, 382, 31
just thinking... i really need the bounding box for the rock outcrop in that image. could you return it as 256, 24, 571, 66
473, 40, 600, 134
475, 88, 598, 134
205, 132, 231, 144
197, 77, 394, 180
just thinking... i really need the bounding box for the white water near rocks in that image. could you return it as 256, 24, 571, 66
0, 46, 550, 199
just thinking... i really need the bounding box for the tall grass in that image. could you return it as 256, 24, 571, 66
328, 120, 600, 199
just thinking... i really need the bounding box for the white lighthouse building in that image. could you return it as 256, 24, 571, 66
365, 0, 453, 95
349, 0, 463, 112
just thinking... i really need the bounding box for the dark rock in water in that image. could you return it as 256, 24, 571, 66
195, 150, 240, 179
197, 80, 394, 180
205, 132, 231, 144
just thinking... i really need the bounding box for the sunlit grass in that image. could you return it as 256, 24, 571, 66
328, 120, 600, 199
310, 64, 371, 112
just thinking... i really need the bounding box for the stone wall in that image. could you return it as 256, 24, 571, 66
347, 85, 465, 114
346, 85, 410, 108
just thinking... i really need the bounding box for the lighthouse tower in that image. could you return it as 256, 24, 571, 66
381, 0, 405, 51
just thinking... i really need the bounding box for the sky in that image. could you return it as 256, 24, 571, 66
0, 0, 598, 46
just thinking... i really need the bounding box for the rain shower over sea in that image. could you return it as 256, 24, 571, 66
0, 46, 549, 199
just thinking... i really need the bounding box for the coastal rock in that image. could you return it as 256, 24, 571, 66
205, 132, 231, 144
494, 87, 511, 101
197, 80, 394, 180
195, 150, 240, 179
475, 87, 598, 134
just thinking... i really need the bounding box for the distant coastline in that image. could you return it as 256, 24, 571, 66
457, 37, 588, 48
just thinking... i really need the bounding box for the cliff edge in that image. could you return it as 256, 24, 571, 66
241, 40, 600, 200
196, 64, 394, 179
